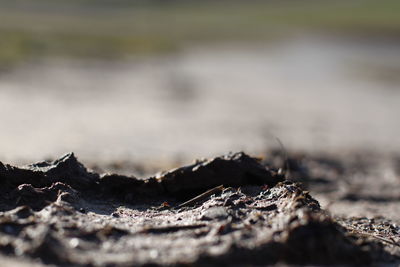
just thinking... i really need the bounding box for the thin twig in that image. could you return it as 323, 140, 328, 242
348, 226, 400, 247
276, 137, 289, 179
178, 185, 224, 208
139, 224, 207, 234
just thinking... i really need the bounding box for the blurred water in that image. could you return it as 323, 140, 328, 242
1, 35, 399, 163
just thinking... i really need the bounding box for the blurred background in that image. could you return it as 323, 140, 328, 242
0, 0, 400, 166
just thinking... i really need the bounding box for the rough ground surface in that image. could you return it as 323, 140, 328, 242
0, 152, 399, 266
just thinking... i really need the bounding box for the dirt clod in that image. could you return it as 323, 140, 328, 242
0, 152, 397, 266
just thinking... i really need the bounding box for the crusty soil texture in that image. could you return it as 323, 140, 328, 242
0, 152, 399, 266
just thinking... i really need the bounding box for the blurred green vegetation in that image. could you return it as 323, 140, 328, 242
1, 0, 400, 68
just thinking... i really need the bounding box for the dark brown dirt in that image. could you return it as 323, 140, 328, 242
0, 152, 399, 266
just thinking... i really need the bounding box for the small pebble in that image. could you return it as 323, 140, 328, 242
200, 207, 229, 221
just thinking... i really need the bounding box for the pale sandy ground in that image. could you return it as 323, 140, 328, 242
0, 35, 399, 164
0, 255, 43, 267
0, 35, 399, 222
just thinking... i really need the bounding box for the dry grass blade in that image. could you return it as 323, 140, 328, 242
178, 185, 224, 208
